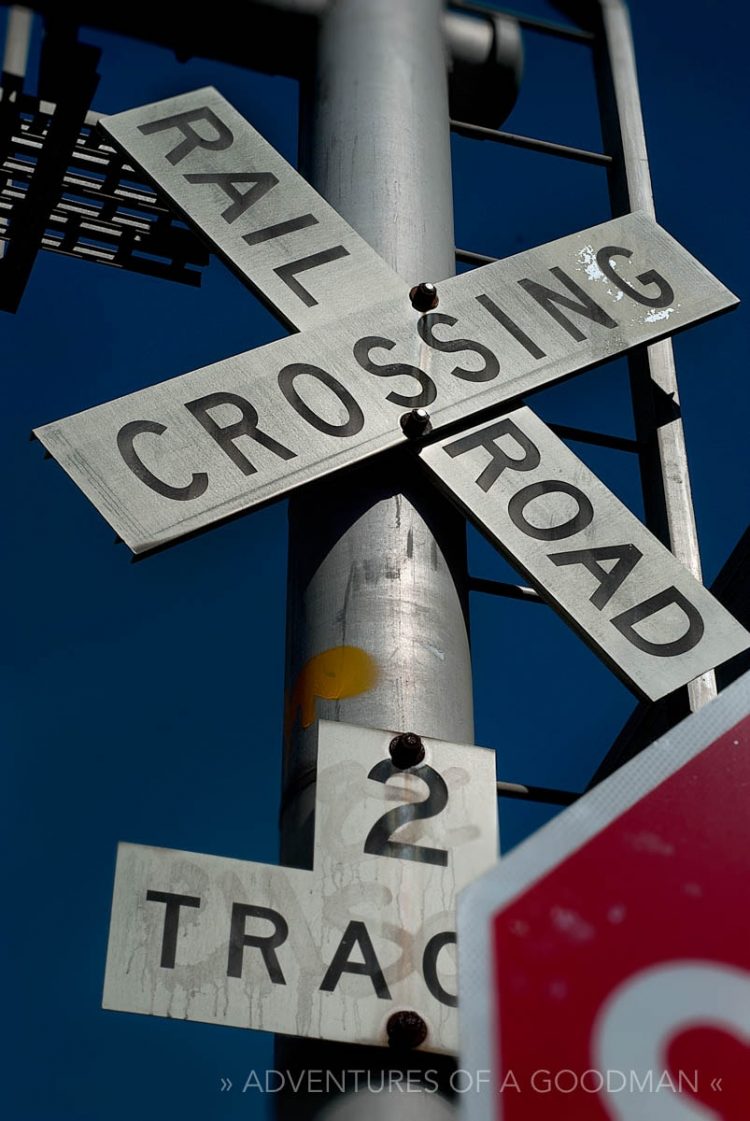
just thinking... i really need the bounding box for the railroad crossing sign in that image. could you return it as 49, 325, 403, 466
458, 667, 750, 1121
27, 85, 750, 1063
33, 88, 748, 701
103, 720, 497, 1053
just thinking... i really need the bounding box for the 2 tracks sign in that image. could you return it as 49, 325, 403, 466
104, 722, 497, 1052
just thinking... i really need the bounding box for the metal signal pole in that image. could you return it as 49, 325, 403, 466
592, 0, 717, 714
279, 0, 475, 1114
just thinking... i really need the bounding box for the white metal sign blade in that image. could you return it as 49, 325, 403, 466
418, 408, 749, 700
102, 721, 497, 1053
34, 212, 737, 554
100, 87, 407, 330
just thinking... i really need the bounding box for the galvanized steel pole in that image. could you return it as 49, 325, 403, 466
278, 0, 473, 1114
282, 0, 474, 879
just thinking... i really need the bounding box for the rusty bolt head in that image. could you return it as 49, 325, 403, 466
389, 732, 425, 769
387, 1009, 429, 1050
409, 282, 439, 312
399, 408, 432, 439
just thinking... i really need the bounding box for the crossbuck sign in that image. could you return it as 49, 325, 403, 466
31, 88, 750, 1052
34, 88, 749, 704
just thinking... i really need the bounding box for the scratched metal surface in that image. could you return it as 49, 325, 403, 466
100, 87, 408, 331
34, 212, 737, 553
102, 720, 497, 1054
419, 408, 749, 701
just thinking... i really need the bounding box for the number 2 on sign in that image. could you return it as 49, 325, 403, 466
364, 761, 449, 866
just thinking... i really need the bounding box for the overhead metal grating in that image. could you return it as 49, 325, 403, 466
0, 90, 208, 300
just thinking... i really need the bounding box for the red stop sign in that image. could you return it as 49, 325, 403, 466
459, 669, 750, 1121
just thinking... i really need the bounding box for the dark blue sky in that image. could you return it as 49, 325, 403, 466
4, 1, 748, 1118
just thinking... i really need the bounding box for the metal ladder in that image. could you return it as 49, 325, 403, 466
449, 0, 719, 797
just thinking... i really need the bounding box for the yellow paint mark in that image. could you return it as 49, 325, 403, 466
285, 646, 378, 740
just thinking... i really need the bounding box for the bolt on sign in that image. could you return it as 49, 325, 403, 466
103, 721, 497, 1053
418, 410, 749, 700
458, 667, 750, 1121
